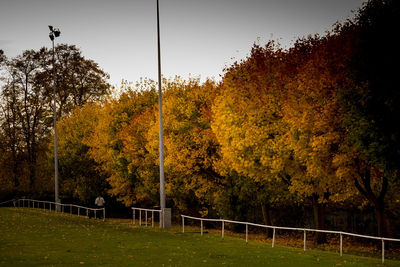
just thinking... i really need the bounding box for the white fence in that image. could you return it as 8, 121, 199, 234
132, 207, 162, 228
181, 215, 400, 264
6, 198, 105, 221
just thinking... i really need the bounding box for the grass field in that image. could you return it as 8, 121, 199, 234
0, 207, 398, 266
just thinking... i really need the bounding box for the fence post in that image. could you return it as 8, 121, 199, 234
272, 228, 275, 248
222, 221, 224, 239
152, 211, 154, 227
159, 211, 162, 228
95, 209, 97, 219
201, 220, 203, 236
139, 210, 142, 226
145, 210, 148, 226
78, 207, 80, 216
382, 239, 385, 265
50, 202, 52, 211
133, 209, 135, 225
86, 208, 88, 217
246, 224, 248, 244
103, 208, 106, 221
303, 230, 306, 252
340, 233, 343, 256
70, 204, 72, 215
182, 216, 185, 233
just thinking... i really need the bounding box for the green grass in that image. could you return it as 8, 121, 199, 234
0, 208, 398, 266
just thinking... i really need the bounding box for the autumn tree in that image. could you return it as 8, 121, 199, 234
53, 103, 107, 203
334, 0, 400, 237
144, 77, 223, 215
212, 42, 298, 230
86, 79, 158, 206
282, 33, 357, 243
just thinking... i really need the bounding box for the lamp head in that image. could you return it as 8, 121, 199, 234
54, 28, 61, 37
49, 33, 54, 41
48, 25, 53, 31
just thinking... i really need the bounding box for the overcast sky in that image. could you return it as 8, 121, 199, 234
0, 0, 365, 87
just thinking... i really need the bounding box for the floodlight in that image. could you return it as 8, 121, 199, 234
49, 33, 54, 41
54, 29, 60, 37
48, 25, 53, 31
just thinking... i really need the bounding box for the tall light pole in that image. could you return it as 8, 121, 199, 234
156, 0, 170, 228
49, 25, 61, 210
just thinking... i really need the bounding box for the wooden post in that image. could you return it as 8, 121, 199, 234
182, 216, 185, 233
382, 240, 385, 265
303, 230, 306, 252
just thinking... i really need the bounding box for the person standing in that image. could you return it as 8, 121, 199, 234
95, 196, 105, 219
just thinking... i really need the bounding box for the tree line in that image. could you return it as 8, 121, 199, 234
1, 0, 399, 241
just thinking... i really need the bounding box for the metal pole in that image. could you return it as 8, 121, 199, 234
157, 0, 166, 227
222, 221, 224, 239
340, 233, 343, 256
272, 228, 275, 248
246, 224, 248, 244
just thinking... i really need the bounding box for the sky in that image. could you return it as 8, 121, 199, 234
0, 0, 366, 87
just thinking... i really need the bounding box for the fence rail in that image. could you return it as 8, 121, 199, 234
131, 207, 161, 228
181, 215, 400, 264
4, 198, 105, 221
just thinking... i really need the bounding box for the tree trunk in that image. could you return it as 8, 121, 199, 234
374, 201, 390, 238
312, 195, 327, 244
261, 203, 273, 238
353, 164, 390, 239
